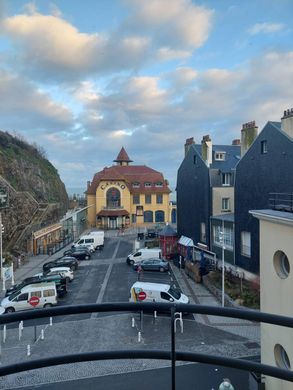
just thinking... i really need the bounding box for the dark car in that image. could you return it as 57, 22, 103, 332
43, 256, 79, 272
63, 247, 91, 260
5, 274, 67, 298
133, 258, 170, 272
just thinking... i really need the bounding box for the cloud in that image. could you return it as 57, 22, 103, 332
248, 22, 284, 35
0, 69, 73, 132
0, 0, 213, 81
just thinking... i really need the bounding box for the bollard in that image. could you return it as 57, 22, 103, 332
20, 321, 24, 330
154, 311, 157, 318
27, 345, 31, 356
18, 322, 23, 341
138, 331, 142, 343
131, 317, 135, 328
3, 325, 6, 343
49, 317, 53, 326
41, 329, 44, 340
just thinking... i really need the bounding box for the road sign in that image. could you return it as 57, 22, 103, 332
29, 296, 40, 307
137, 291, 146, 301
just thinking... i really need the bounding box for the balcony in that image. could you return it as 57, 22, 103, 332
269, 193, 293, 213
0, 303, 293, 389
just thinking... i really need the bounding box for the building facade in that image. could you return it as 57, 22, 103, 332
176, 135, 240, 251
235, 110, 293, 273
86, 148, 171, 229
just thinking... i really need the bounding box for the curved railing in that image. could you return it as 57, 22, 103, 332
1, 303, 293, 387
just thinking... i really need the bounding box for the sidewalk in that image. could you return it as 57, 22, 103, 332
171, 262, 260, 345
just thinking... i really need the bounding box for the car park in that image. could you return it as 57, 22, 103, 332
133, 258, 170, 272
43, 256, 79, 272
63, 247, 91, 260
35, 267, 74, 282
5, 274, 67, 298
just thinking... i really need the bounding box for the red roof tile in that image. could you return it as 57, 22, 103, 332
97, 209, 129, 217
113, 147, 133, 163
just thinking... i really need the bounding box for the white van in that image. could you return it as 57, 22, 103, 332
73, 231, 104, 251
126, 248, 162, 265
89, 231, 105, 248
1, 282, 58, 313
129, 282, 189, 304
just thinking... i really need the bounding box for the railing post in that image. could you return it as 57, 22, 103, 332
170, 306, 176, 390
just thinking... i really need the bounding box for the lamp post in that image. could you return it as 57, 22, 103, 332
219, 219, 226, 307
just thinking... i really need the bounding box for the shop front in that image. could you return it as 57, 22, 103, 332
97, 209, 130, 230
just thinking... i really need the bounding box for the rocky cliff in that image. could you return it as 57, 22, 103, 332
0, 130, 69, 253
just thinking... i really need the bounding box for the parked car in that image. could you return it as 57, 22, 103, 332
35, 267, 74, 282
63, 247, 91, 260
43, 256, 79, 273
133, 258, 170, 272
5, 274, 67, 298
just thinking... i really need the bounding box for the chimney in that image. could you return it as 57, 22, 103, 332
232, 139, 240, 145
281, 108, 293, 138
87, 181, 91, 189
241, 121, 258, 157
184, 137, 195, 157
201, 135, 212, 166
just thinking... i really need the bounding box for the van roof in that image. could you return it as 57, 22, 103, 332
138, 248, 161, 252
131, 282, 170, 293
21, 282, 56, 290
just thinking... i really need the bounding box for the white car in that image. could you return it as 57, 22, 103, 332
34, 267, 74, 282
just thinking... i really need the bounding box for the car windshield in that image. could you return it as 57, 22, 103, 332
168, 287, 181, 300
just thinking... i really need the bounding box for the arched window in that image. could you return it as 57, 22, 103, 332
106, 187, 121, 208
155, 210, 164, 223
144, 210, 153, 223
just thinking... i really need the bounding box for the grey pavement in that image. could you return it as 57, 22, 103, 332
0, 232, 261, 389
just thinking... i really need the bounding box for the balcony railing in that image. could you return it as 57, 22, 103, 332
0, 303, 293, 388
102, 205, 124, 210
269, 193, 293, 213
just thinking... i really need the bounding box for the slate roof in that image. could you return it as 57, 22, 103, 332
158, 224, 177, 237
193, 144, 241, 172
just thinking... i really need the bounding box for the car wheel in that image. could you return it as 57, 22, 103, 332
129, 260, 134, 265
159, 267, 165, 272
85, 255, 90, 260
44, 303, 53, 308
5, 307, 15, 313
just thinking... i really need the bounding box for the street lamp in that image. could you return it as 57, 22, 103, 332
218, 378, 235, 390
219, 219, 225, 307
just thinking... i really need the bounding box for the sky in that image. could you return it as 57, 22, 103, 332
0, 0, 292, 197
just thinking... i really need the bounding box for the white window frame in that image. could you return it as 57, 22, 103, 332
132, 182, 140, 188
215, 151, 226, 161
241, 231, 251, 257
213, 225, 233, 250
144, 182, 152, 188
222, 173, 232, 186
222, 198, 230, 211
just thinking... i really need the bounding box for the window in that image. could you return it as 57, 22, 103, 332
106, 187, 121, 208
222, 173, 231, 186
133, 195, 140, 204
155, 182, 163, 187
144, 210, 153, 223
213, 225, 233, 250
155, 210, 164, 222
156, 194, 163, 204
145, 194, 151, 204
31, 291, 42, 298
241, 231, 251, 257
261, 140, 267, 154
200, 223, 206, 242
43, 289, 55, 297
16, 293, 29, 302
275, 344, 291, 370
132, 182, 140, 188
273, 250, 290, 279
215, 152, 226, 161
131, 214, 136, 223
160, 292, 173, 301
193, 155, 197, 165
144, 182, 152, 187
222, 198, 230, 211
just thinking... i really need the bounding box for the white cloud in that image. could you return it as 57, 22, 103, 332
248, 22, 284, 35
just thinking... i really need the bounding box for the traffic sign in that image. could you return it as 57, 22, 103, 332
137, 291, 146, 301
28, 296, 40, 307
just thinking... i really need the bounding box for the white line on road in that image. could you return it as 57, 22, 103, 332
90, 239, 121, 319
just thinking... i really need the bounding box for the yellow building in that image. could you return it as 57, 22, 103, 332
86, 147, 172, 229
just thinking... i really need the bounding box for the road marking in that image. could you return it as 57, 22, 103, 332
91, 239, 121, 318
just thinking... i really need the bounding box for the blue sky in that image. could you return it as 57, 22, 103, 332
0, 0, 292, 196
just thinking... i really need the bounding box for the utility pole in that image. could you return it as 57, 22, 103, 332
219, 219, 226, 307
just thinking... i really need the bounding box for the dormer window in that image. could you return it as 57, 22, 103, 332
132, 182, 140, 188
144, 182, 152, 187
215, 152, 226, 161
155, 182, 163, 187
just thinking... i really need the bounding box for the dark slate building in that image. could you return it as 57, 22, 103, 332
176, 135, 241, 252
235, 110, 293, 273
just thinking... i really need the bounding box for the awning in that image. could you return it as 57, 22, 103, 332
178, 235, 194, 247
33, 223, 62, 239
97, 209, 129, 217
